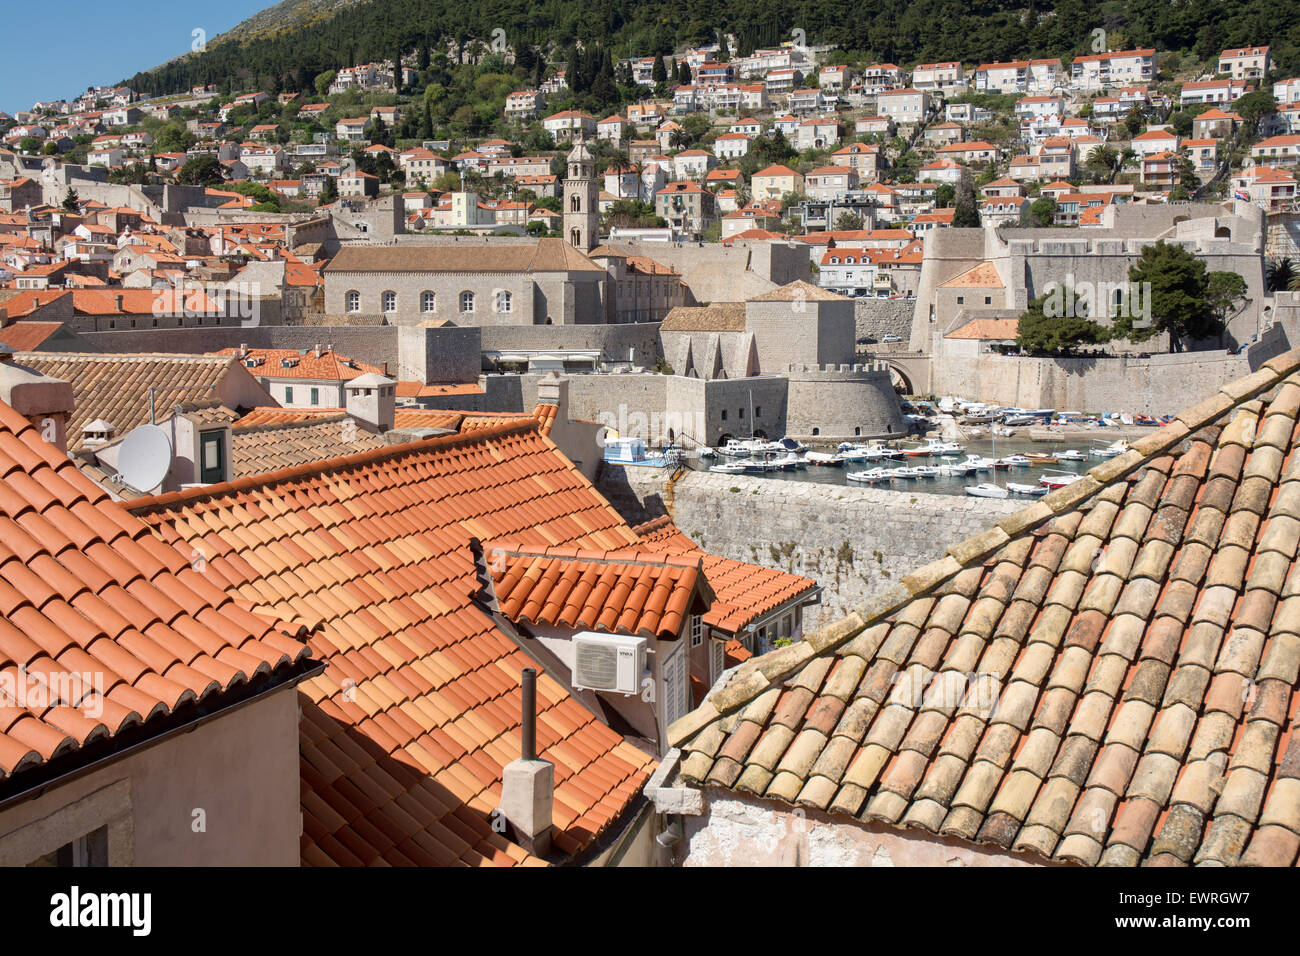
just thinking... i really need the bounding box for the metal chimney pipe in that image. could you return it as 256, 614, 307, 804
521, 668, 537, 761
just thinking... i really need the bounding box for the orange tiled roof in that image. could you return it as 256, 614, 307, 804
130, 421, 659, 864
671, 349, 1300, 867
488, 543, 713, 640
633, 516, 817, 634
217, 347, 383, 382
0, 399, 312, 784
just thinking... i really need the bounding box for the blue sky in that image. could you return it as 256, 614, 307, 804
0, 0, 274, 113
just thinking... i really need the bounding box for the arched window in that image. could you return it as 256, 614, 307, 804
345, 290, 360, 312
570, 193, 581, 212
382, 291, 396, 313
460, 291, 475, 313
421, 291, 436, 313
495, 290, 512, 313
570, 228, 581, 246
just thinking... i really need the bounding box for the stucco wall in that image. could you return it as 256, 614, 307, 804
0, 688, 301, 866
681, 790, 1045, 866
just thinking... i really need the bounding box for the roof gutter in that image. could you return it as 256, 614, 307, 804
0, 659, 324, 815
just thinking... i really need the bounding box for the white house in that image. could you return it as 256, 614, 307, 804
1218, 46, 1270, 80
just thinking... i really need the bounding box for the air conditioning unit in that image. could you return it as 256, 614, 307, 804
572, 632, 647, 695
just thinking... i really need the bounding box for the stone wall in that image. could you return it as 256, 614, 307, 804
784, 364, 906, 440
77, 324, 481, 385
605, 239, 812, 303
480, 321, 662, 365
598, 468, 1019, 629
854, 299, 914, 343
930, 347, 1256, 413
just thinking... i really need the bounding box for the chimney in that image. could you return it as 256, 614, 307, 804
498, 668, 553, 855
343, 372, 395, 433
314, 342, 322, 359
0, 344, 76, 453
239, 342, 249, 358
535, 371, 568, 419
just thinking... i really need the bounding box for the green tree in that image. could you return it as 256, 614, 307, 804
314, 71, 335, 97
1266, 257, 1298, 292
319, 175, 338, 204
935, 183, 955, 207
1234, 90, 1276, 134
952, 176, 980, 227
1113, 241, 1220, 351
833, 211, 863, 230
1026, 196, 1056, 226
1015, 289, 1110, 354
1123, 105, 1145, 137
1206, 271, 1249, 334
61, 187, 79, 212
651, 53, 667, 84
177, 154, 223, 185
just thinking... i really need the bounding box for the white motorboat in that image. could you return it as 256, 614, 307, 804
1056, 449, 1087, 461
1007, 482, 1049, 496
1090, 439, 1129, 458
709, 462, 748, 474
766, 452, 805, 471
1039, 470, 1083, 488
998, 455, 1032, 468
846, 468, 891, 484
936, 456, 977, 477
965, 482, 1009, 498
698, 446, 717, 458
805, 451, 843, 466
911, 465, 939, 479
964, 454, 996, 471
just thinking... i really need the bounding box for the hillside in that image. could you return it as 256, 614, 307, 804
126, 0, 1300, 98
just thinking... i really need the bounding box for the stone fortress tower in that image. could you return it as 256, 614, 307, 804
563, 137, 599, 252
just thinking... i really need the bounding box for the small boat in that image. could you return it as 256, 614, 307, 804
1006, 482, 1049, 496
1039, 470, 1083, 488
805, 451, 843, 466
1090, 440, 1129, 459
936, 456, 977, 476
902, 443, 934, 457
766, 452, 805, 471
965, 482, 1009, 498
742, 460, 771, 474
889, 467, 922, 480
1055, 449, 1087, 461
847, 468, 891, 484
1024, 452, 1059, 465
698, 447, 717, 458
709, 462, 748, 474
911, 465, 939, 479
964, 455, 996, 471
998, 455, 1033, 468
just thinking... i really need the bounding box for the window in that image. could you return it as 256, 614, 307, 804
709, 638, 725, 685
421, 291, 436, 313
28, 826, 109, 867
495, 290, 512, 313
199, 431, 225, 484
956, 296, 965, 304
459, 291, 475, 313
755, 406, 761, 417
285, 386, 294, 404
690, 614, 703, 647
984, 296, 992, 305
310, 387, 320, 406
345, 290, 360, 312
721, 410, 727, 421
382, 290, 396, 312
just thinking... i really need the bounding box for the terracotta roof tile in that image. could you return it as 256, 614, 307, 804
0, 399, 311, 785
670, 350, 1300, 867
130, 420, 659, 865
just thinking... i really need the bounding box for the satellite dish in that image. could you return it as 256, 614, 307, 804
117, 424, 172, 492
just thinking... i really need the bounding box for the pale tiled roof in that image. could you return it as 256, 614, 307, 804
670, 349, 1300, 867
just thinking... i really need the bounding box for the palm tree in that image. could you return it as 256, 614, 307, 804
1266, 257, 1298, 293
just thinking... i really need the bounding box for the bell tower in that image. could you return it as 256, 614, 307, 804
563, 137, 599, 252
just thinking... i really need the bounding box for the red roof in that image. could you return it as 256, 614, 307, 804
489, 544, 713, 640
0, 400, 311, 784
131, 421, 660, 864
633, 517, 816, 634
